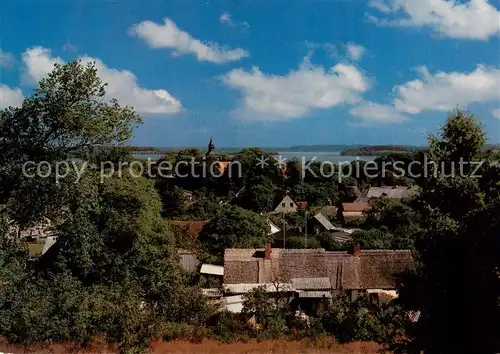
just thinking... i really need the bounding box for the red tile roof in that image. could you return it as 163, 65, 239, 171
342, 202, 371, 212
296, 201, 308, 208
170, 220, 210, 241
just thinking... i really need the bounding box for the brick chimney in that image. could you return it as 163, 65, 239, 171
352, 243, 361, 257
265, 242, 272, 259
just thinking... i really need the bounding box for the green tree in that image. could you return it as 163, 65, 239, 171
358, 197, 422, 249
428, 109, 486, 164
0, 60, 142, 227
160, 185, 186, 217
1, 172, 211, 353
238, 176, 276, 212
390, 110, 500, 354
199, 205, 270, 261
0, 62, 212, 354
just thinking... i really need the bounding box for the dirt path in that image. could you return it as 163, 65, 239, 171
0, 339, 384, 353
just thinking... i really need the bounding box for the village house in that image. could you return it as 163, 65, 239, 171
312, 213, 335, 234
340, 202, 371, 223
273, 195, 299, 213
200, 263, 224, 289
296, 201, 308, 209
222, 243, 412, 314
356, 186, 419, 202
272, 195, 307, 214
267, 219, 281, 235
171, 220, 210, 274
7, 216, 54, 241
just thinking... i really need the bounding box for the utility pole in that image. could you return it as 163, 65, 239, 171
282, 212, 286, 249
304, 210, 307, 248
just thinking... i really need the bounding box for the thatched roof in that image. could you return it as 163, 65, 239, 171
223, 247, 413, 291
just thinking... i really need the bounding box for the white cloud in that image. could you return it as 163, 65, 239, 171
222, 57, 371, 121
62, 43, 78, 53
492, 108, 500, 119
369, 0, 396, 14
220, 12, 234, 26
0, 49, 15, 69
129, 18, 249, 63
0, 85, 24, 109
349, 101, 409, 123
21, 47, 182, 115
21, 47, 64, 84
393, 65, 500, 114
220, 12, 250, 29
345, 43, 366, 61
368, 0, 500, 40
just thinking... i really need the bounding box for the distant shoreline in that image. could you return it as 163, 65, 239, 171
130, 145, 427, 157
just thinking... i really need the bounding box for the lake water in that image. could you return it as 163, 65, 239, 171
276, 152, 376, 163
133, 151, 377, 163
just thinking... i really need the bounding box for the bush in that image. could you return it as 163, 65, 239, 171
285, 236, 320, 249
208, 311, 255, 343
316, 232, 349, 251
162, 322, 208, 342
262, 313, 288, 339
321, 294, 386, 343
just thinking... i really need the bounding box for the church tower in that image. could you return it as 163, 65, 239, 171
207, 137, 215, 156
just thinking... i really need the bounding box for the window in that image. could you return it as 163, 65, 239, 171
282, 203, 285, 207
290, 203, 294, 207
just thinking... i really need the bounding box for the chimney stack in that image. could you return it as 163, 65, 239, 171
265, 242, 272, 259
352, 243, 361, 257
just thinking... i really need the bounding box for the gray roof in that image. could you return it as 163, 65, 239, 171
366, 186, 393, 198
318, 205, 338, 217
224, 283, 294, 294
202, 288, 223, 298
298, 290, 333, 298
42, 236, 57, 255
291, 277, 331, 290
366, 186, 418, 199
313, 213, 334, 230
332, 232, 354, 243
200, 264, 224, 276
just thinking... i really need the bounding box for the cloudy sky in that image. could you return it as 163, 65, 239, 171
1, 0, 499, 147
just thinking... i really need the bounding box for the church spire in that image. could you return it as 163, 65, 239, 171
207, 137, 215, 155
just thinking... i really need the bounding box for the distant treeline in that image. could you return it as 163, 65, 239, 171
130, 144, 396, 154
129, 144, 498, 158
130, 146, 162, 153
340, 145, 424, 156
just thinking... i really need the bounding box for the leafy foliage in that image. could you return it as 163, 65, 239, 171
199, 205, 270, 261
0, 62, 210, 354
388, 110, 500, 354
0, 60, 142, 228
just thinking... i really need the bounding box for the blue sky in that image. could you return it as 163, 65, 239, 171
1, 0, 499, 147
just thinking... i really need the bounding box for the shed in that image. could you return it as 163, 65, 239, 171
224, 295, 245, 313
313, 213, 335, 232
178, 249, 199, 273
200, 264, 224, 276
